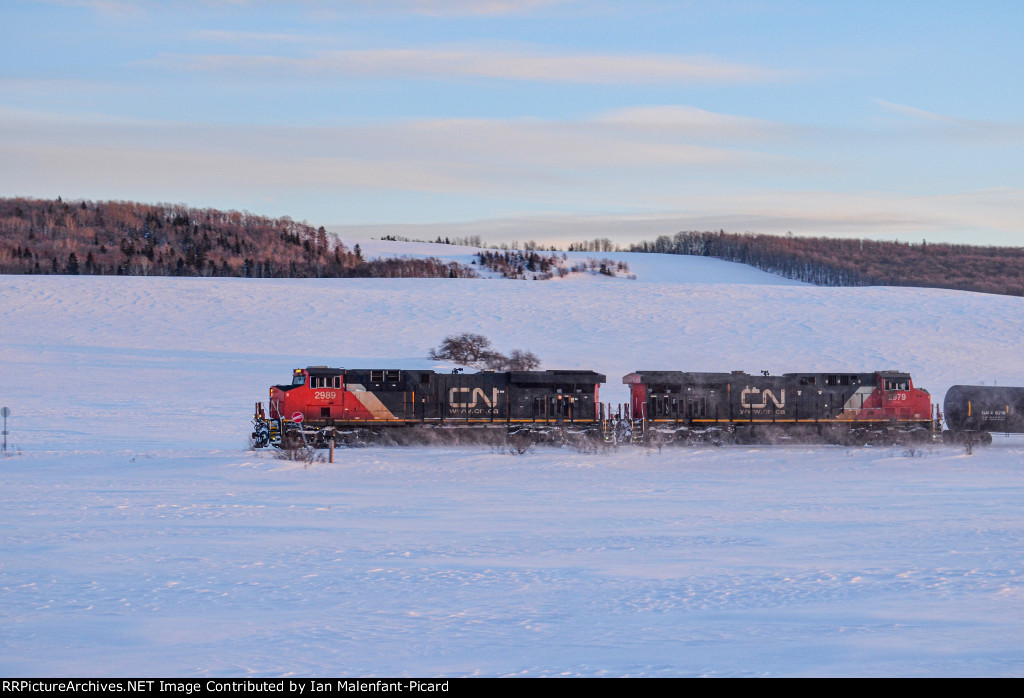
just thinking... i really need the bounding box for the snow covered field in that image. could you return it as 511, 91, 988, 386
2, 246, 1024, 676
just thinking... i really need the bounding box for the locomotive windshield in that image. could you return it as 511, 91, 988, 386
292, 374, 306, 386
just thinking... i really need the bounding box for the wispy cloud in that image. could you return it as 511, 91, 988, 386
25, 0, 144, 14
596, 105, 790, 141
875, 99, 1024, 143
189, 29, 314, 45
370, 0, 585, 16
157, 47, 789, 84
875, 100, 955, 123
0, 104, 791, 212
28, 0, 604, 19
347, 115, 778, 170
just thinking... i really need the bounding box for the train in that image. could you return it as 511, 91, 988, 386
250, 364, 1001, 448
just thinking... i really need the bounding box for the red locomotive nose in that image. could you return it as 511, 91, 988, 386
877, 372, 932, 420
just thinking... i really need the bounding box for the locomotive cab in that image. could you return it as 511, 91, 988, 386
269, 366, 346, 421
875, 370, 931, 421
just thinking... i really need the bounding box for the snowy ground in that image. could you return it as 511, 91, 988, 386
2, 245, 1024, 676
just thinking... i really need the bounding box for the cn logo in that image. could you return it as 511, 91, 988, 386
449, 387, 501, 408
740, 387, 785, 409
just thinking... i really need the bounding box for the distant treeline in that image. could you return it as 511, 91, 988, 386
630, 231, 1024, 296
0, 197, 476, 279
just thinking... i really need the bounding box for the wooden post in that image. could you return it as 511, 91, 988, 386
329, 437, 334, 463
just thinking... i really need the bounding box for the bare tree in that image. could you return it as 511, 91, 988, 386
429, 333, 496, 366
482, 351, 510, 370
429, 334, 541, 371
506, 349, 541, 371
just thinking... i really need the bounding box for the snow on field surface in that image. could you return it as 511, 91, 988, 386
2, 245, 1024, 677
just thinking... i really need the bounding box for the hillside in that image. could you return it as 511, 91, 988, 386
631, 230, 1024, 296
0, 197, 475, 279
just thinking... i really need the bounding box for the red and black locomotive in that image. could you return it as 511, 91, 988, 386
624, 369, 934, 444
252, 366, 605, 447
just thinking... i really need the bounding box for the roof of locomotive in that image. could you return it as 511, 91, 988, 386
296, 366, 604, 382
509, 370, 605, 383
624, 370, 890, 384
623, 370, 745, 384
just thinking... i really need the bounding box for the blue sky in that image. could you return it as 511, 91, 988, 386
2, 0, 1023, 246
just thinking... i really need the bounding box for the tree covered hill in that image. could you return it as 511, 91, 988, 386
0, 197, 475, 279
6, 197, 1023, 295
631, 231, 1024, 297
